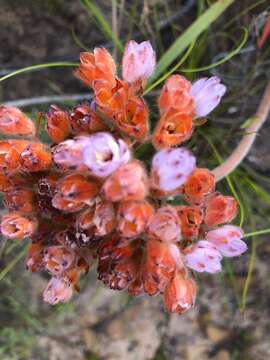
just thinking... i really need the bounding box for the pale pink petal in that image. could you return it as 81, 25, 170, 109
43, 277, 73, 305
191, 76, 226, 117
151, 147, 196, 192
122, 40, 156, 83
82, 132, 131, 177
206, 225, 247, 257
184, 240, 222, 273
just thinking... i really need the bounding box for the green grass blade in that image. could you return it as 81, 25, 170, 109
144, 40, 195, 95
0, 62, 78, 83
0, 246, 27, 281
181, 27, 248, 73
81, 0, 123, 52
149, 0, 234, 83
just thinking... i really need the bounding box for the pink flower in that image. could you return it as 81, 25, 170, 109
122, 40, 156, 84
184, 240, 222, 273
151, 147, 196, 192
191, 76, 226, 117
53, 136, 90, 171
206, 225, 247, 257
43, 277, 73, 305
82, 132, 131, 177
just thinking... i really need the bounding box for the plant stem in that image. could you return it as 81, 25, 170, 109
213, 79, 270, 181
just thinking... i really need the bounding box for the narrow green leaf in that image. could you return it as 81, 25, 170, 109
0, 62, 78, 83
150, 0, 234, 82
81, 0, 123, 52
0, 246, 27, 281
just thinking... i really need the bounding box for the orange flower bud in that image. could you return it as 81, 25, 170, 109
164, 270, 196, 314
152, 109, 193, 149
56, 174, 98, 203
74, 48, 116, 89
0, 212, 37, 240
76, 197, 116, 237
4, 188, 35, 213
0, 141, 21, 173
51, 193, 85, 213
184, 168, 215, 204
43, 245, 76, 276
205, 193, 238, 227
158, 75, 194, 115
143, 238, 181, 295
175, 206, 204, 239
0, 174, 12, 192
102, 161, 148, 202
117, 200, 154, 238
148, 206, 181, 243
0, 106, 36, 137
70, 102, 107, 134
27, 242, 45, 272
20, 143, 52, 172
112, 96, 149, 140
45, 105, 71, 144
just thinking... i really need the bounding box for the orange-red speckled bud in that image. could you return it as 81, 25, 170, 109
164, 270, 196, 314
46, 105, 71, 144
184, 168, 215, 204
0, 106, 36, 137
117, 200, 154, 238
102, 161, 148, 202
0, 212, 37, 240
20, 143, 52, 172
204, 193, 238, 227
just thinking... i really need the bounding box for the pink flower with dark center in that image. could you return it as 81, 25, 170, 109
184, 240, 222, 273
206, 225, 247, 257
151, 147, 196, 192
122, 40, 156, 84
82, 132, 131, 177
43, 277, 73, 305
191, 76, 226, 117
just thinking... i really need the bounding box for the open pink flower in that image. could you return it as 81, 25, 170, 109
82, 132, 131, 177
43, 277, 73, 305
191, 76, 226, 117
151, 147, 196, 192
206, 225, 247, 257
122, 40, 156, 84
184, 240, 222, 273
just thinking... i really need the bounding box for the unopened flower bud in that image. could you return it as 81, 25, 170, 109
206, 225, 247, 257
151, 147, 196, 192
102, 160, 148, 202
43, 277, 73, 305
0, 212, 37, 240
184, 240, 222, 273
122, 40, 156, 85
191, 76, 226, 117
164, 270, 196, 314
0, 106, 36, 137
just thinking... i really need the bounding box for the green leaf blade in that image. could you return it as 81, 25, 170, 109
150, 0, 235, 83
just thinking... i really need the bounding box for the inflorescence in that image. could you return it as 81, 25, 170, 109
0, 40, 247, 314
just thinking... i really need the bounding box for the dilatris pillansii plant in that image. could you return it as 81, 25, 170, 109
0, 41, 248, 314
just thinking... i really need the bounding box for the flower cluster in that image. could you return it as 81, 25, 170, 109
0, 40, 246, 313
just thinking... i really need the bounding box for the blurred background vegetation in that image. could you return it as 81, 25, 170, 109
0, 0, 270, 359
